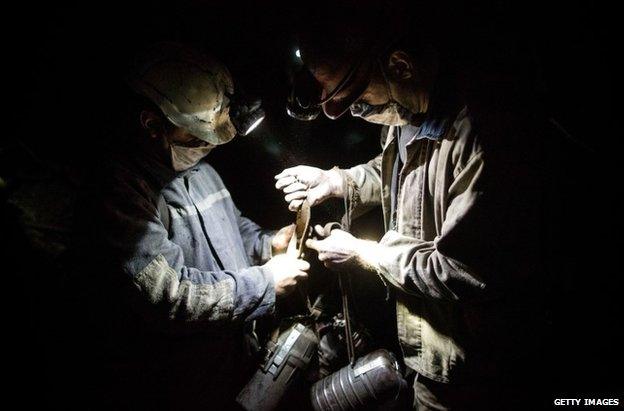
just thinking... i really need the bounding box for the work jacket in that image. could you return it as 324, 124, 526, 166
100, 154, 275, 324
346, 106, 543, 384
73, 150, 275, 407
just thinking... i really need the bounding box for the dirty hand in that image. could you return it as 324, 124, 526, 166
275, 166, 344, 211
271, 224, 296, 255
305, 227, 379, 273
263, 254, 310, 297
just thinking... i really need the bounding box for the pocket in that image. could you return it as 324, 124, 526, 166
419, 304, 466, 382
398, 168, 423, 237
396, 299, 422, 353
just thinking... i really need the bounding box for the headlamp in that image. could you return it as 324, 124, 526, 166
286, 55, 372, 121
286, 67, 322, 121
228, 92, 266, 135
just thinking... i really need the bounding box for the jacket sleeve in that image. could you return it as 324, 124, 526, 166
372, 150, 505, 301
342, 127, 390, 216
345, 153, 383, 209
236, 209, 275, 265
102, 179, 275, 326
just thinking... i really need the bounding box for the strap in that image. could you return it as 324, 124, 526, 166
336, 167, 392, 303
334, 168, 358, 365
157, 194, 171, 234
339, 272, 356, 366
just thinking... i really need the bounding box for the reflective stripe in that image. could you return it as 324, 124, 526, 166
169, 188, 231, 219
135, 254, 180, 305
134, 254, 234, 321
353, 356, 385, 376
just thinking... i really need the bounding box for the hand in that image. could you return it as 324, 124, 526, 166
275, 166, 344, 211
271, 224, 295, 255
262, 254, 310, 297
305, 227, 379, 273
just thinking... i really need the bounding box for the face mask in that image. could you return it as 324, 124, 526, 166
169, 143, 214, 172
349, 58, 424, 126
349, 100, 413, 126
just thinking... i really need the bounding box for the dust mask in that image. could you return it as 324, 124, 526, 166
169, 143, 214, 172
349, 60, 422, 126
349, 100, 413, 126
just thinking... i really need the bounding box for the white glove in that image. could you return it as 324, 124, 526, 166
305, 226, 381, 273
262, 253, 309, 297
275, 166, 344, 211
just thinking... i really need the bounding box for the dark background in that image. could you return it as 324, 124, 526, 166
4, 0, 620, 408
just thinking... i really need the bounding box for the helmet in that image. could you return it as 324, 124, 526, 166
128, 42, 264, 144
286, 0, 408, 121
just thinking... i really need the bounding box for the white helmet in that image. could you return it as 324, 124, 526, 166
128, 42, 264, 145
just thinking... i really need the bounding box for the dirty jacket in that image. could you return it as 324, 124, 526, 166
73, 150, 276, 407
99, 154, 276, 325
76, 148, 275, 358
346, 106, 541, 383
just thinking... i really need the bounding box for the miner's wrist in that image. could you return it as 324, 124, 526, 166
327, 166, 345, 197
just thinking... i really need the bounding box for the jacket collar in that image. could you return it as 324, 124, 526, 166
415, 116, 450, 141
133, 147, 202, 189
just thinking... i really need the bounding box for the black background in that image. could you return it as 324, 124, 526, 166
4, 0, 620, 408
10, 0, 616, 227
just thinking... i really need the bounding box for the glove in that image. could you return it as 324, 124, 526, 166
305, 226, 381, 273
262, 253, 310, 297
275, 166, 344, 211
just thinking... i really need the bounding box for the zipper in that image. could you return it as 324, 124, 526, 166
184, 175, 225, 271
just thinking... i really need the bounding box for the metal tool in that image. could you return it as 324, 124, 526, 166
295, 199, 312, 258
